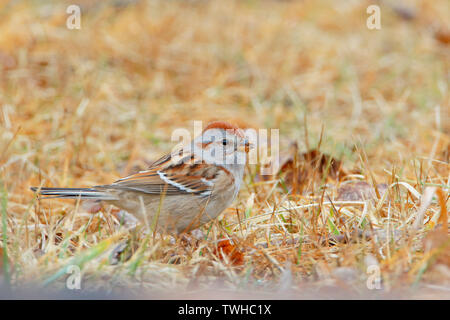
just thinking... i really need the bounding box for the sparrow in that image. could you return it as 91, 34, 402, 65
31, 121, 251, 234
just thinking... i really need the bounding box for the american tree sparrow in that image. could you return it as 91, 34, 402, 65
31, 121, 251, 233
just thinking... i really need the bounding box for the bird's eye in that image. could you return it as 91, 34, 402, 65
222, 139, 228, 146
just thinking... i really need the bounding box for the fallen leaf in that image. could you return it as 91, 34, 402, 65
435, 26, 450, 45
442, 143, 450, 163
87, 216, 103, 233
213, 239, 244, 266
273, 142, 347, 194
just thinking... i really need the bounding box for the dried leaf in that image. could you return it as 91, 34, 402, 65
87, 216, 103, 234
213, 240, 244, 266
274, 142, 346, 194
435, 27, 450, 45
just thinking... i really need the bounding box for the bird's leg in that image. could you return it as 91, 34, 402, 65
110, 210, 141, 265
177, 228, 205, 247
115, 209, 139, 230
82, 199, 103, 213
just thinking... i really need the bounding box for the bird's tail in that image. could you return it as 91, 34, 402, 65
30, 187, 118, 200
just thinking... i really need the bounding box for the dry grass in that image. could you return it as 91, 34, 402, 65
0, 0, 449, 299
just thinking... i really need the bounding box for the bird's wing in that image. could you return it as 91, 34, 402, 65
101, 154, 223, 196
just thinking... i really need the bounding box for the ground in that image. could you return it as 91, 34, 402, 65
0, 0, 449, 298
